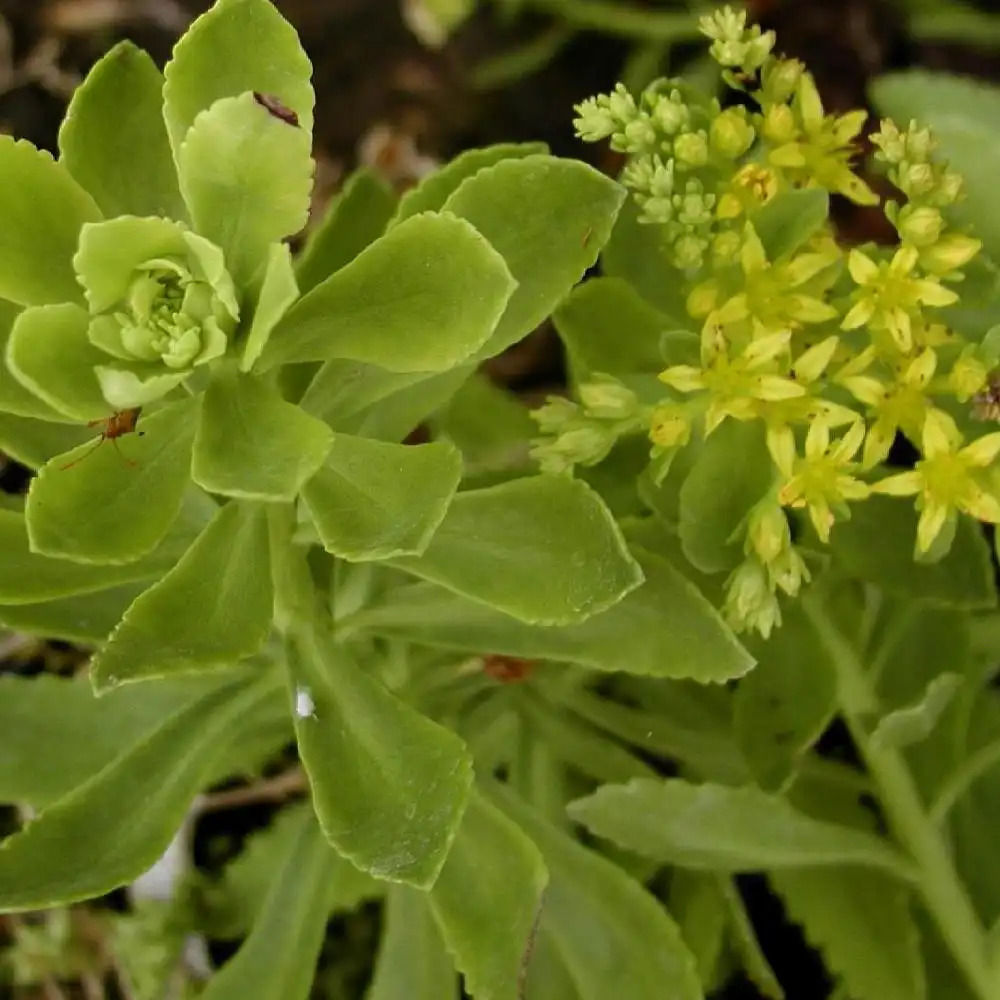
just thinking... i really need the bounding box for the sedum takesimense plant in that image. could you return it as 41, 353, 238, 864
4, 2, 1000, 999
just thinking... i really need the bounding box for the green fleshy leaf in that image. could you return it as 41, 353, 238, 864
198, 809, 337, 1000
432, 373, 535, 476
162, 0, 314, 155
202, 802, 381, 939
553, 276, 677, 381
771, 868, 926, 1000
178, 92, 312, 289
719, 877, 785, 999
493, 782, 704, 1000
0, 582, 146, 643
601, 194, 689, 323
750, 188, 829, 261
95, 367, 188, 410
441, 155, 625, 359
829, 497, 995, 609
361, 546, 753, 681
0, 136, 100, 306
734, 603, 837, 791
871, 71, 1000, 259
369, 886, 459, 1000
301, 435, 461, 561
300, 358, 472, 441
90, 501, 272, 689
391, 476, 642, 626
0, 672, 231, 807
296, 168, 396, 295
0, 507, 181, 604
428, 788, 546, 1000
871, 673, 963, 752
0, 300, 69, 421
58, 41, 184, 220
679, 419, 774, 574
241, 243, 298, 371
569, 779, 915, 879
258, 212, 515, 373
26, 397, 199, 564
0, 413, 89, 469
285, 623, 472, 888
668, 872, 729, 995
392, 142, 548, 224
192, 373, 332, 502
0, 673, 268, 912
6, 304, 110, 421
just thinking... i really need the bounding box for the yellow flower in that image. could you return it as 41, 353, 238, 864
767, 419, 869, 542
840, 347, 937, 467
765, 73, 878, 206
660, 326, 805, 434
872, 409, 1000, 553
842, 246, 958, 353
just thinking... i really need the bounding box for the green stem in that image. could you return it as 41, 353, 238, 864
803, 593, 995, 1000
930, 736, 1000, 827
515, 0, 702, 42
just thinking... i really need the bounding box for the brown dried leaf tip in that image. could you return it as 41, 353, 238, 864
253, 92, 300, 128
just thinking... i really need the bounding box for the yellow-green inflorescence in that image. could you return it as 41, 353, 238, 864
534, 5, 1000, 637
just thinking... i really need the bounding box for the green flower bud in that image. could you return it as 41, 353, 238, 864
621, 116, 658, 153
762, 103, 797, 144
531, 395, 579, 433
674, 131, 710, 167
710, 108, 755, 158
724, 557, 782, 638
579, 376, 638, 419
747, 501, 790, 564
761, 58, 803, 104
650, 92, 689, 135
607, 83, 637, 122
897, 161, 935, 199
897, 205, 943, 248
573, 99, 617, 142
673, 233, 708, 270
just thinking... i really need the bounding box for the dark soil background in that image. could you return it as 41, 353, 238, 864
2, 1, 1000, 997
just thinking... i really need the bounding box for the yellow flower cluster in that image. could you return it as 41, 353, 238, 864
569, 6, 1000, 635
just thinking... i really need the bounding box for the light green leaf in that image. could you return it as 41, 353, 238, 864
0, 413, 89, 469
0, 673, 267, 912
0, 300, 69, 421
750, 188, 829, 261
90, 501, 272, 689
428, 789, 547, 1000
199, 809, 337, 1000
0, 136, 100, 306
771, 868, 926, 1000
202, 802, 381, 939
668, 872, 729, 994
391, 476, 642, 626
192, 373, 332, 502
285, 623, 472, 888
392, 142, 547, 224
369, 886, 459, 1000
871, 674, 963, 752
494, 783, 704, 1000
441, 155, 625, 359
0, 582, 146, 643
679, 419, 774, 574
871, 71, 1000, 259
162, 0, 314, 154
432, 373, 534, 475
241, 243, 299, 371
360, 546, 753, 681
258, 212, 515, 373
735, 603, 837, 791
58, 41, 184, 220
26, 397, 199, 564
302, 435, 461, 561
296, 168, 396, 295
569, 779, 914, 879
178, 92, 312, 289
718, 877, 784, 1000
0, 672, 228, 807
829, 497, 995, 609
5, 304, 107, 421
553, 276, 676, 381
300, 358, 472, 442
601, 193, 689, 324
